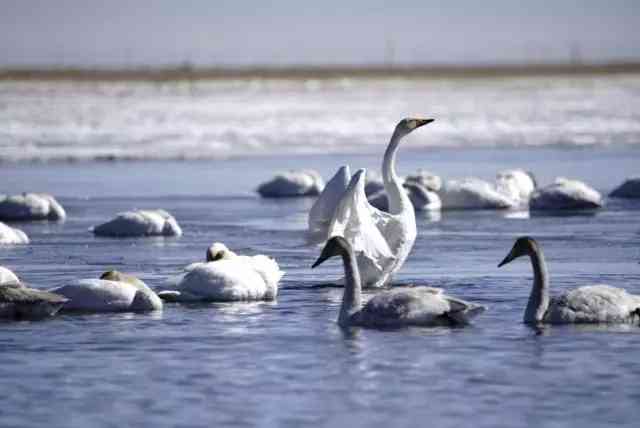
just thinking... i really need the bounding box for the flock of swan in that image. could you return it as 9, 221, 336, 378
2, 118, 640, 329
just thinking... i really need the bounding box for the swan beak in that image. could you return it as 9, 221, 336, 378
416, 118, 435, 127
311, 254, 329, 269
497, 251, 516, 268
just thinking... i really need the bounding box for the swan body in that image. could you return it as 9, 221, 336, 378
439, 178, 517, 210
257, 169, 324, 198
92, 209, 182, 237
610, 176, 640, 198
529, 178, 602, 210
405, 169, 442, 192
498, 237, 640, 324
312, 236, 485, 328
0, 193, 66, 221
308, 118, 433, 288
51, 271, 162, 312
368, 182, 441, 212
495, 169, 536, 205
0, 221, 29, 244
159, 243, 283, 302
1, 266, 68, 320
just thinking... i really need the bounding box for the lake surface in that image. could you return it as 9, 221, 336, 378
1, 147, 640, 428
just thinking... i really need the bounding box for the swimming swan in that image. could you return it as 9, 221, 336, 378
0, 193, 66, 221
312, 236, 486, 328
308, 118, 434, 288
1, 266, 68, 320
159, 243, 283, 302
0, 221, 29, 244
92, 209, 182, 237
498, 237, 640, 324
51, 270, 162, 312
257, 169, 324, 198
529, 178, 602, 210
495, 169, 536, 206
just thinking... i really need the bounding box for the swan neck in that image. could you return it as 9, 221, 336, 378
524, 246, 550, 324
382, 130, 410, 214
339, 249, 362, 326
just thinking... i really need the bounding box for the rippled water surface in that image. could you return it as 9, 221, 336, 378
2, 149, 640, 428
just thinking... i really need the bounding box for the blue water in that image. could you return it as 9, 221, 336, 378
1, 148, 640, 428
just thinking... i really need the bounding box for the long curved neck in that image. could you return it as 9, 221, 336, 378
524, 245, 550, 324
338, 248, 362, 327
382, 130, 411, 215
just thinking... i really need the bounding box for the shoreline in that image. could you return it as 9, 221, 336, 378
2, 62, 640, 82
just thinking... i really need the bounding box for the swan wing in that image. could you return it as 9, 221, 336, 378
326, 169, 396, 275
547, 285, 640, 323
51, 279, 137, 312
308, 165, 350, 243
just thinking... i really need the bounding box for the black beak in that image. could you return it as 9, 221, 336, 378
497, 251, 516, 268
416, 118, 435, 127
311, 254, 330, 269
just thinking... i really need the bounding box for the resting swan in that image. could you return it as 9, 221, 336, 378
159, 243, 283, 302
308, 118, 434, 288
1, 266, 68, 320
529, 178, 602, 210
257, 169, 324, 198
498, 237, 640, 324
92, 209, 182, 237
0, 193, 66, 221
0, 221, 29, 244
312, 236, 485, 328
51, 270, 162, 312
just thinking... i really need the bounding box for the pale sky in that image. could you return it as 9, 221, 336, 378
1, 0, 639, 67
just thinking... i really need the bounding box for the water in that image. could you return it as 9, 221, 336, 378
1, 74, 640, 162
1, 146, 640, 427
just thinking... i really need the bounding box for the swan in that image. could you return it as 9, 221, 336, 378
439, 177, 517, 210
0, 221, 29, 244
529, 178, 602, 210
498, 236, 640, 324
610, 176, 640, 198
312, 236, 485, 328
368, 182, 441, 212
405, 169, 442, 192
50, 270, 162, 312
308, 118, 434, 288
92, 209, 182, 237
0, 193, 66, 221
1, 266, 68, 320
257, 169, 324, 198
495, 169, 536, 205
158, 243, 283, 302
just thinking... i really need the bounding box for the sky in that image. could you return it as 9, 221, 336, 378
1, 0, 639, 67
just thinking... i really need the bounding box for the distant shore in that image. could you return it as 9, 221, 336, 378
2, 62, 640, 82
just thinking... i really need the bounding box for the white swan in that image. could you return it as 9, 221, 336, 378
1, 266, 68, 320
312, 236, 485, 328
610, 176, 640, 198
405, 169, 442, 192
498, 237, 640, 324
308, 118, 434, 288
0, 221, 29, 244
159, 243, 283, 302
368, 182, 441, 212
92, 209, 182, 237
51, 270, 162, 312
257, 169, 324, 198
439, 178, 517, 210
529, 177, 603, 210
495, 169, 536, 205
0, 193, 66, 221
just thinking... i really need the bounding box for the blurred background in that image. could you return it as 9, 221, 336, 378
0, 0, 639, 162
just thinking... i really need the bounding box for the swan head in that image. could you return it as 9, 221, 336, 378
498, 236, 538, 267
206, 242, 237, 262
311, 236, 350, 268
394, 118, 435, 138
100, 270, 124, 281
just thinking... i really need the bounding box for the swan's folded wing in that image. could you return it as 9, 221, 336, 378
308, 165, 350, 244
327, 169, 395, 271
